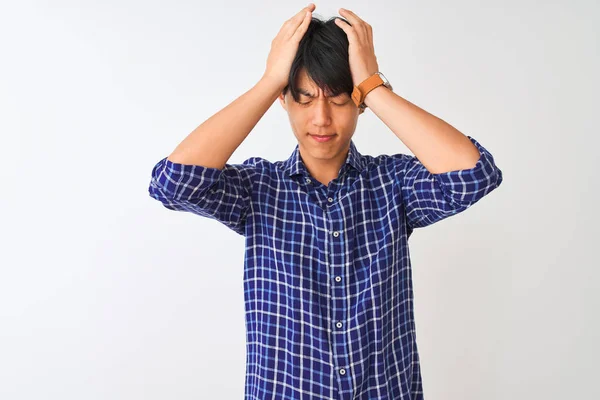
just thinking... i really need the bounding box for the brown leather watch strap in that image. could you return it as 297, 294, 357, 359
351, 73, 385, 108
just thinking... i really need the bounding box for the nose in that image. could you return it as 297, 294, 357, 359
311, 98, 333, 127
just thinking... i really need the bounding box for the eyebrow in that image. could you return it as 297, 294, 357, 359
298, 88, 346, 98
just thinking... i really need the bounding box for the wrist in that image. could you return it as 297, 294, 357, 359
260, 74, 287, 92
354, 71, 377, 85
351, 72, 393, 108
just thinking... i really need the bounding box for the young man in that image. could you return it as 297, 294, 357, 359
149, 4, 503, 399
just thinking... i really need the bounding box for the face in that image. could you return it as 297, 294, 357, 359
278, 68, 364, 174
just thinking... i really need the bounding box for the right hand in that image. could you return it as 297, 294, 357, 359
262, 3, 316, 88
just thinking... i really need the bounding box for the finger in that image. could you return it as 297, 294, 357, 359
334, 17, 358, 43
292, 3, 315, 22
284, 4, 315, 32
292, 9, 313, 39
334, 16, 352, 27
339, 9, 369, 39
339, 8, 362, 26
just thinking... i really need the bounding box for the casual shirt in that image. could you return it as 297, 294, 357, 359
148, 135, 503, 399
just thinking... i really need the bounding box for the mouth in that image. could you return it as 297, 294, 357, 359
310, 134, 336, 143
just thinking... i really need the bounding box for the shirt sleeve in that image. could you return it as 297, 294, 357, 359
148, 156, 259, 236
393, 135, 503, 230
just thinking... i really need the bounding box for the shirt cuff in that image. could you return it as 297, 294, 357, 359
431, 136, 503, 205
150, 156, 224, 200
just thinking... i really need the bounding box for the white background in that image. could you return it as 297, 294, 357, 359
1, 0, 598, 399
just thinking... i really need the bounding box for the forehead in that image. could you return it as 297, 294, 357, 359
295, 69, 343, 98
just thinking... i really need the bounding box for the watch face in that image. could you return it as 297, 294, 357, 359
378, 72, 393, 91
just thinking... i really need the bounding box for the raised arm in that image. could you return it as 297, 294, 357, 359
149, 4, 316, 236
166, 3, 316, 169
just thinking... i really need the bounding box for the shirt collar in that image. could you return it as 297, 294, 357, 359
283, 139, 366, 178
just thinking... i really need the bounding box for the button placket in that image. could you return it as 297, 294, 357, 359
328, 204, 350, 385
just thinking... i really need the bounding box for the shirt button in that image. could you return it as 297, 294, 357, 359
333, 231, 339, 237
339, 368, 346, 375
336, 321, 343, 328
306, 178, 312, 184
335, 276, 341, 282
328, 197, 333, 202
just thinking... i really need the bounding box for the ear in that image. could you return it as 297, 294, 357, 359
278, 92, 288, 111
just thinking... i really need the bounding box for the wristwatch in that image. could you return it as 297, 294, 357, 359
351, 72, 393, 109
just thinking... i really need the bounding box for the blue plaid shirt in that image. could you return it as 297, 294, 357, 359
148, 136, 502, 399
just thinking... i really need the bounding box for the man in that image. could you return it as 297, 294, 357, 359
148, 4, 503, 399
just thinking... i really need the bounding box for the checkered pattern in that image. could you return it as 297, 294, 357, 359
148, 136, 502, 399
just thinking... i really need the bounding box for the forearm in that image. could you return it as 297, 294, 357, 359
363, 85, 480, 174
167, 76, 284, 169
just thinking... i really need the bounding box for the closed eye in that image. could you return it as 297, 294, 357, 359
298, 100, 347, 107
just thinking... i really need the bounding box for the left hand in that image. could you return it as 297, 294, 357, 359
334, 8, 380, 86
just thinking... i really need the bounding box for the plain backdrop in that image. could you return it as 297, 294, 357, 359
1, 0, 598, 399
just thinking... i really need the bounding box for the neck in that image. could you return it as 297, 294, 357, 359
298, 143, 350, 186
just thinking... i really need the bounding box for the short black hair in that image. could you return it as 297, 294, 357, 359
282, 16, 364, 110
